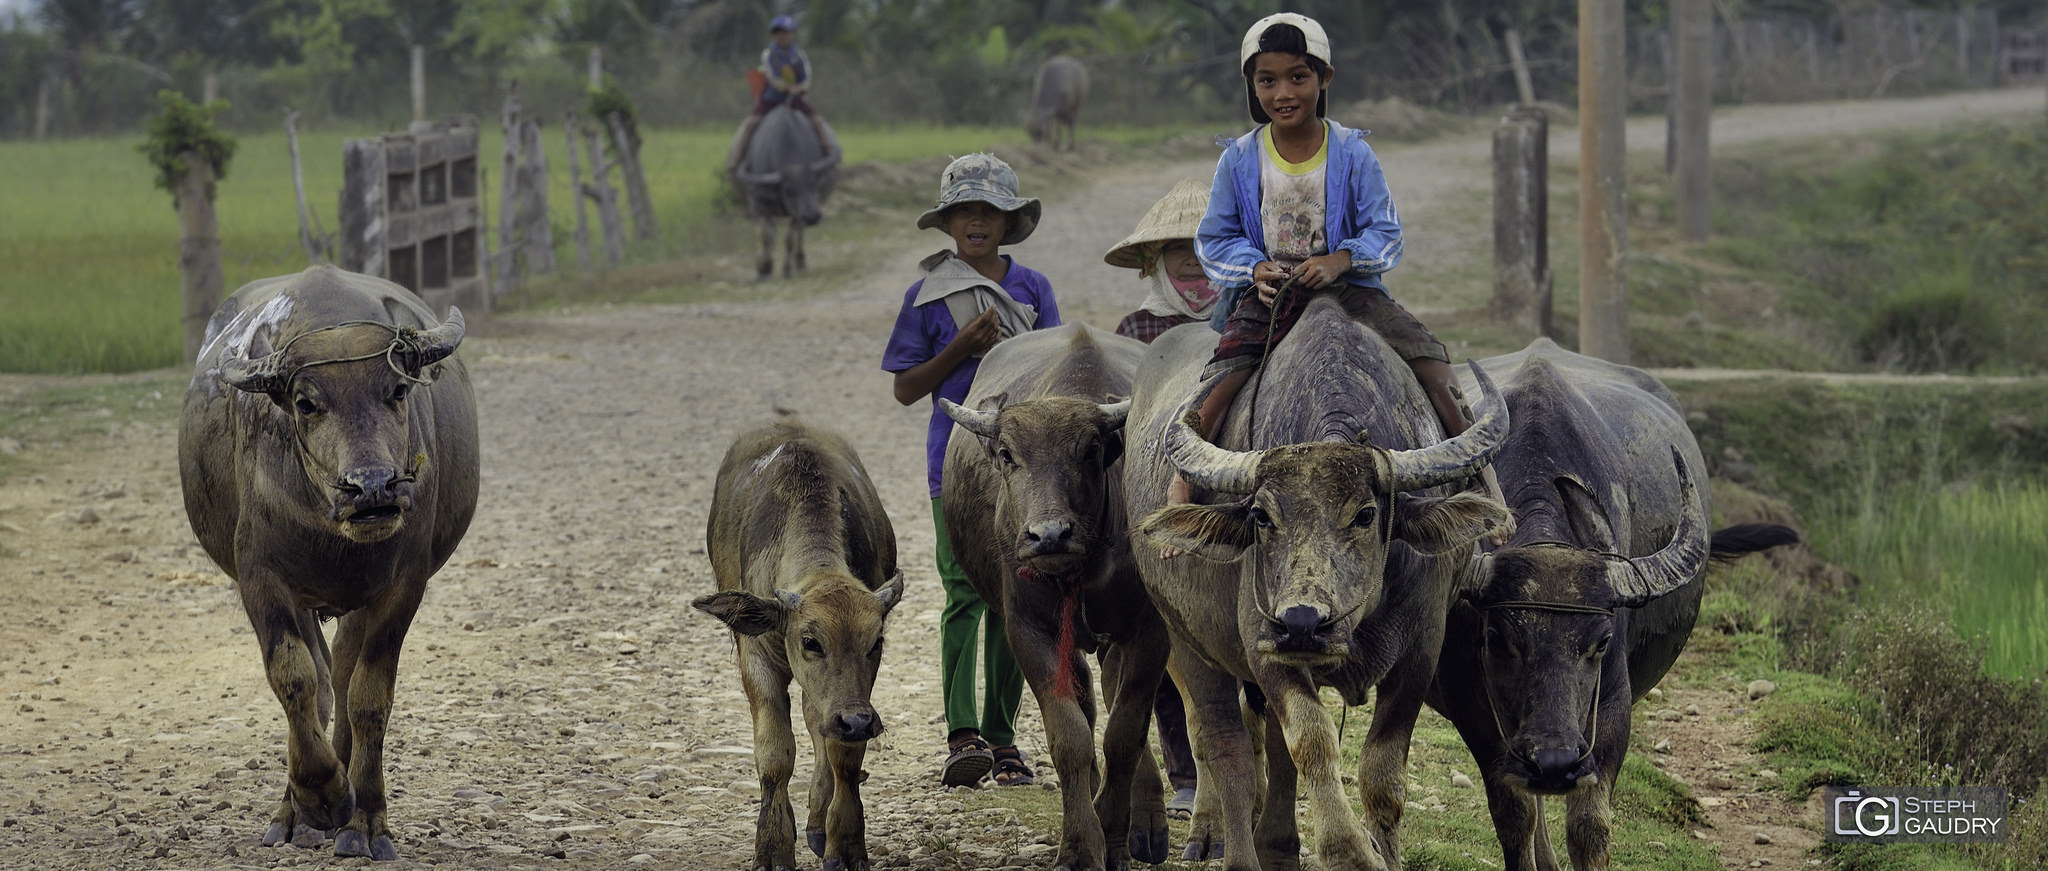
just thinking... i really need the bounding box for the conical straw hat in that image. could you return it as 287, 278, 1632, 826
1103, 178, 1211, 270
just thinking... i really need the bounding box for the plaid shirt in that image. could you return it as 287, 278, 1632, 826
1115, 310, 1203, 345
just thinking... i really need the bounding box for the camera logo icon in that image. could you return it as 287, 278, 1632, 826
1833, 789, 1902, 837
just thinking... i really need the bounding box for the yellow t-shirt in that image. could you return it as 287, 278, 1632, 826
1258, 121, 1331, 269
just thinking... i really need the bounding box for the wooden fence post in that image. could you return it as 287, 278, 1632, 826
1504, 27, 1536, 105
608, 112, 657, 241
496, 87, 522, 293
284, 108, 328, 264
1674, 0, 1713, 242
518, 119, 556, 275
1492, 107, 1550, 337
584, 128, 627, 267
411, 46, 427, 123
565, 114, 593, 273
1579, 0, 1631, 364
178, 154, 222, 364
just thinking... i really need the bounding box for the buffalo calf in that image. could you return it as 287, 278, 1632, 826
695, 420, 903, 871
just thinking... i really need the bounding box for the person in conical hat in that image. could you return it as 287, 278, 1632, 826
1104, 178, 1220, 345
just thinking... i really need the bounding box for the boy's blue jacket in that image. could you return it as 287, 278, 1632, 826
1195, 120, 1403, 330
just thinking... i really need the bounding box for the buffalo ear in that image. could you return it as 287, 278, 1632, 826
692, 591, 788, 637
1102, 430, 1126, 469
874, 572, 906, 612
1136, 500, 1255, 562
1395, 492, 1512, 555
1557, 477, 1617, 552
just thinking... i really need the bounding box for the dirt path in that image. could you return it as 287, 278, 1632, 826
3, 89, 2039, 871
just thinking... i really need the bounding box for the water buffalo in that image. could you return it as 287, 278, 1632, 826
178, 265, 478, 861
1129, 300, 1511, 871
1026, 56, 1089, 151
1429, 339, 1798, 871
733, 103, 840, 280
938, 323, 1173, 870
694, 420, 904, 871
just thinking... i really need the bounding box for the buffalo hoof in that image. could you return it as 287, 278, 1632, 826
808, 828, 826, 856
1181, 839, 1225, 861
1129, 825, 1170, 864
821, 859, 867, 871
261, 821, 289, 847
334, 828, 400, 861
290, 824, 328, 848
755, 271, 774, 283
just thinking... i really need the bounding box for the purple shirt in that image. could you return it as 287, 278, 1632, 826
881, 256, 1061, 498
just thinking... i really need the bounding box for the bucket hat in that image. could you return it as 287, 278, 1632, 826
1104, 178, 1210, 271
769, 14, 796, 32
1239, 13, 1332, 125
916, 153, 1041, 246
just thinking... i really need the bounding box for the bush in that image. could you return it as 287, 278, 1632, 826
1855, 275, 1992, 373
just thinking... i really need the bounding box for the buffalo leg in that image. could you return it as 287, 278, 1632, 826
1480, 775, 1543, 871
1563, 786, 1612, 871
1264, 673, 1379, 871
740, 640, 799, 871
782, 217, 798, 274
1097, 618, 1170, 866
819, 737, 870, 871
1254, 704, 1302, 871
328, 584, 423, 861
1006, 615, 1106, 871
239, 568, 353, 848
755, 218, 776, 280
1174, 654, 1260, 871
1358, 652, 1440, 869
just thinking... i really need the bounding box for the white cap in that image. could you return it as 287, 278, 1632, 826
1239, 13, 1332, 124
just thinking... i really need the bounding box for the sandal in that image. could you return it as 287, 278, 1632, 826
941, 733, 994, 787
1165, 787, 1196, 821
991, 745, 1036, 787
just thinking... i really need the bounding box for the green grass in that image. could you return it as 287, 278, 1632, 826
0, 122, 1194, 375
1819, 485, 2048, 680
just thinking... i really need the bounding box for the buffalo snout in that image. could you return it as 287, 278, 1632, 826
1512, 740, 1596, 794
334, 465, 414, 524
1023, 519, 1075, 552
826, 708, 882, 742
1272, 604, 1331, 654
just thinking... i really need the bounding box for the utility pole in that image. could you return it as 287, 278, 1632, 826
1673, 0, 1713, 241
412, 46, 427, 123
1578, 0, 1630, 363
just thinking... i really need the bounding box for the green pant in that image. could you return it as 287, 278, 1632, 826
934, 497, 1024, 747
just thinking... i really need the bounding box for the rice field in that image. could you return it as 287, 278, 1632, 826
1822, 484, 2048, 681
0, 122, 1184, 374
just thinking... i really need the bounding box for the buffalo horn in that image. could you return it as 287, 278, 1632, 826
938, 398, 1000, 439
1606, 447, 1710, 607
1384, 362, 1510, 492
807, 146, 841, 175
1165, 374, 1263, 494
734, 169, 782, 185
404, 307, 465, 369
220, 345, 290, 395
1097, 399, 1131, 431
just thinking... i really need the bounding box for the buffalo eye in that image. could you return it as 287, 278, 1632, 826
1587, 633, 1612, 659
390, 383, 411, 403
1351, 505, 1378, 529
801, 636, 824, 656
1249, 506, 1274, 529
997, 447, 1018, 468
294, 396, 321, 416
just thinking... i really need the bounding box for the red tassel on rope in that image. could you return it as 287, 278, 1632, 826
1017, 565, 1082, 700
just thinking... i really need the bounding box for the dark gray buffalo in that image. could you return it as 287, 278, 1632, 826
1026, 56, 1089, 151
1129, 299, 1512, 871
733, 103, 840, 279
939, 323, 1173, 870
1429, 338, 1797, 871
694, 420, 904, 871
179, 265, 478, 861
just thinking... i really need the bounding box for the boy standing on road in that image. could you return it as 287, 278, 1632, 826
882, 154, 1059, 788
1169, 13, 1502, 509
